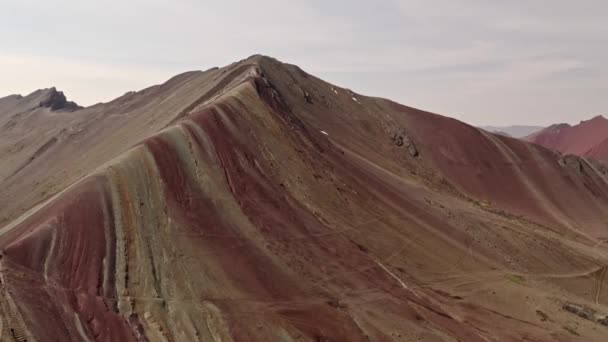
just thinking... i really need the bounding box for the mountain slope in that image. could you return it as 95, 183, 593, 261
1, 55, 608, 341
0, 62, 257, 227
526, 115, 608, 162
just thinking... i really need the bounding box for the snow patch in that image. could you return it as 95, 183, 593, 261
320, 130, 329, 136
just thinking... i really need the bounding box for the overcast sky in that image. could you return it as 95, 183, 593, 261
0, 0, 606, 126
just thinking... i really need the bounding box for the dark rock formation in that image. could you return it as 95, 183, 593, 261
391, 132, 419, 157
563, 303, 608, 327
39, 88, 81, 111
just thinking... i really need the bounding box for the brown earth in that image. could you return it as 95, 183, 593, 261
1, 55, 608, 341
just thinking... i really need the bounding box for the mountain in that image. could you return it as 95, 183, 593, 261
526, 115, 608, 162
491, 130, 512, 137
1, 55, 608, 341
479, 125, 543, 138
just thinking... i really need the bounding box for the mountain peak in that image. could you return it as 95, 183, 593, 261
547, 123, 571, 130
244, 54, 276, 63
587, 114, 606, 122
239, 54, 309, 77
33, 87, 82, 111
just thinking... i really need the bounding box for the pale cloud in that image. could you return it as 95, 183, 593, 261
0, 0, 606, 125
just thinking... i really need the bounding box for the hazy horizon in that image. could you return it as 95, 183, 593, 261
1, 0, 606, 126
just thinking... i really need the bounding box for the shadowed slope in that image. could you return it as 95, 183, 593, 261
1, 56, 608, 341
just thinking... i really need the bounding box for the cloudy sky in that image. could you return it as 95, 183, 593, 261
0, 0, 606, 126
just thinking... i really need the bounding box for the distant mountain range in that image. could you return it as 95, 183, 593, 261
479, 125, 543, 138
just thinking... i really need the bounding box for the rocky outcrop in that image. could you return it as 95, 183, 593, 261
558, 154, 585, 173
563, 303, 608, 327
391, 131, 419, 157
38, 87, 81, 111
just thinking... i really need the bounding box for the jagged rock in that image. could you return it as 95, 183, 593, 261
406, 140, 419, 157
558, 155, 584, 173
392, 134, 404, 147
579, 308, 596, 320
299, 88, 313, 104
535, 310, 548, 321
563, 303, 584, 315
562, 303, 608, 326
564, 303, 593, 317
39, 88, 81, 111
391, 132, 419, 157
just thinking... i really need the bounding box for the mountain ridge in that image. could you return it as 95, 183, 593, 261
1, 55, 608, 341
526, 114, 608, 162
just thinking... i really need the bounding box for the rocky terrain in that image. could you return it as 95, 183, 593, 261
1, 55, 608, 341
